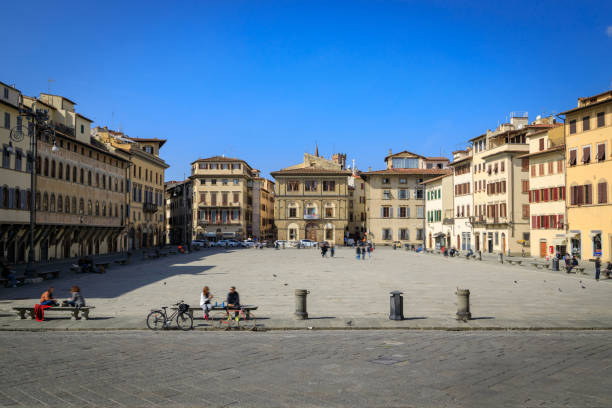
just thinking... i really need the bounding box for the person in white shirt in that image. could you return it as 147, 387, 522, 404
200, 286, 214, 320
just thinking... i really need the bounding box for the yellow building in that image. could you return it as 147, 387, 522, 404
95, 127, 168, 249
191, 156, 254, 241
363, 150, 449, 247
519, 124, 566, 258
0, 82, 31, 262
272, 151, 351, 245
252, 170, 276, 241
561, 90, 612, 262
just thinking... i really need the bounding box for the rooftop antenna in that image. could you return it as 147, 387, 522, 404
47, 79, 55, 93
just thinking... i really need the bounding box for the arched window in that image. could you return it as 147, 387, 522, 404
102, 175, 106, 189
115, 204, 118, 217
114, 179, 118, 192
50, 194, 55, 212
57, 195, 63, 213
95, 201, 99, 216
87, 200, 92, 215
102, 202, 106, 217
43, 193, 48, 211
73, 166, 77, 182
79, 198, 84, 215
65, 164, 70, 181
72, 197, 76, 214
43, 158, 49, 176
88, 171, 92, 186
120, 181, 123, 193
96, 173, 100, 187
36, 156, 41, 174
35, 192, 41, 210
51, 160, 56, 178
64, 195, 70, 213
58, 163, 63, 179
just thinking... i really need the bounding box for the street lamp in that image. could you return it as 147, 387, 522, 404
9, 108, 56, 277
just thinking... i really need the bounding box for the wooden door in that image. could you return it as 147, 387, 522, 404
540, 241, 547, 258
306, 223, 317, 241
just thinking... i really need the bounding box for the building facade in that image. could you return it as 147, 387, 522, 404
521, 125, 566, 258
450, 148, 474, 251
191, 156, 254, 241
471, 114, 552, 255
562, 90, 612, 262
363, 150, 449, 247
423, 172, 453, 249
95, 127, 168, 250
272, 152, 351, 245
347, 170, 366, 241
0, 82, 32, 262
252, 170, 275, 241
165, 179, 192, 245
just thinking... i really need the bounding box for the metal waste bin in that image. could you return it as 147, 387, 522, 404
552, 257, 559, 271
295, 289, 309, 320
456, 289, 471, 321
389, 290, 404, 320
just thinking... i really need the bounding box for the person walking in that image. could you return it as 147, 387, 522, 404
367, 245, 372, 259
330, 245, 335, 257
361, 246, 366, 260
595, 257, 601, 281
356, 246, 361, 260
200, 286, 214, 320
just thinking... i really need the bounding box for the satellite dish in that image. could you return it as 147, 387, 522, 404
10, 126, 24, 143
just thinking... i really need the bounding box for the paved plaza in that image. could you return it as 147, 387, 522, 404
0, 330, 611, 407
0, 247, 611, 329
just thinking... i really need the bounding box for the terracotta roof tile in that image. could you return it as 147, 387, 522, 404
361, 168, 450, 175
271, 167, 351, 176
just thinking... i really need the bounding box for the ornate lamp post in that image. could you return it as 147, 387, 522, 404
8, 108, 57, 276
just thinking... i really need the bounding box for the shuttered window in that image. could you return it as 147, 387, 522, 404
597, 143, 606, 161
582, 146, 591, 163
583, 116, 590, 131
569, 149, 577, 166
598, 182, 608, 204
569, 120, 576, 134
597, 112, 605, 128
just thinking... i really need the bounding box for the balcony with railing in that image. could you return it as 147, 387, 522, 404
143, 202, 158, 213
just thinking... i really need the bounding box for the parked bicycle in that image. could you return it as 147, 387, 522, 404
215, 306, 257, 330
147, 300, 193, 331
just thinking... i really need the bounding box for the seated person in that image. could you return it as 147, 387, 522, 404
226, 286, 240, 318
200, 286, 213, 320
40, 287, 58, 306
65, 286, 86, 307
466, 248, 474, 258
1, 258, 17, 288
604, 262, 612, 279
77, 257, 92, 273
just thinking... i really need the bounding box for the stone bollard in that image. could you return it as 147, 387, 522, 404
295, 289, 309, 320
498, 252, 504, 264
456, 288, 471, 321
389, 290, 404, 320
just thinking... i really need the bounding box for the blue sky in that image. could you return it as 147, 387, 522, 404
3, 1, 612, 180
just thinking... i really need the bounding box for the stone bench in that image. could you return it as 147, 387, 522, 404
506, 259, 523, 266
13, 306, 95, 320
565, 265, 586, 275
531, 262, 549, 270
144, 252, 160, 259
172, 305, 258, 320
114, 258, 129, 265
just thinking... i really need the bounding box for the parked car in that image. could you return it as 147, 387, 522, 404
242, 240, 256, 248
227, 239, 240, 247
217, 240, 230, 247
191, 240, 209, 248
299, 239, 316, 248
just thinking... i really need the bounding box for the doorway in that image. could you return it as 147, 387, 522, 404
475, 234, 480, 251
305, 223, 317, 241
539, 241, 547, 258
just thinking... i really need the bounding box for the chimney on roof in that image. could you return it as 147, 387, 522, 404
368, 166, 372, 172
389, 148, 392, 155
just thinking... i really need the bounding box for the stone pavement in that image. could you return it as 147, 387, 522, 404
0, 247, 611, 330
0, 330, 610, 407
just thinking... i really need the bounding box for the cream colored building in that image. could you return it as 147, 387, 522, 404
95, 127, 168, 249
191, 156, 254, 241
18, 94, 129, 261
0, 82, 32, 262
519, 125, 566, 258
363, 150, 449, 247
348, 169, 366, 241
423, 172, 453, 249
252, 170, 275, 241
471, 114, 555, 255
272, 152, 351, 245
449, 148, 474, 250
562, 90, 612, 262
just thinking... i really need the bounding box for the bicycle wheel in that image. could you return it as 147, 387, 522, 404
216, 313, 233, 330
240, 312, 256, 331
146, 311, 166, 331
176, 312, 193, 331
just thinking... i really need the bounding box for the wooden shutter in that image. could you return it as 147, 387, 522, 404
585, 184, 592, 204
531, 165, 536, 176
597, 144, 605, 161
582, 146, 590, 163
598, 182, 607, 204
539, 138, 545, 151
569, 150, 576, 165
532, 215, 536, 229
557, 160, 563, 173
